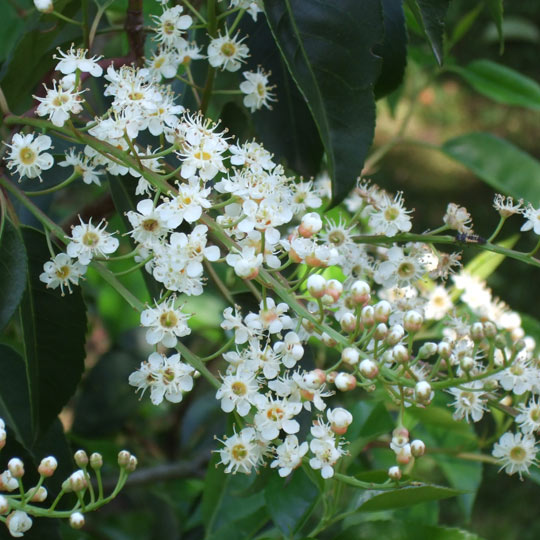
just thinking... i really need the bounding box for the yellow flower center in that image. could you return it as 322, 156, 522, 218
82, 231, 99, 246
231, 381, 247, 396
19, 147, 36, 165
509, 446, 526, 462
55, 265, 71, 279
384, 206, 399, 221
193, 151, 211, 161
267, 406, 284, 422
142, 218, 159, 232
231, 443, 247, 461
220, 42, 236, 57
159, 311, 178, 328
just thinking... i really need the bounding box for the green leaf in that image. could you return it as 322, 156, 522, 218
357, 485, 463, 512
441, 132, 540, 204
449, 60, 540, 110
485, 0, 504, 53
19, 227, 87, 441
264, 467, 320, 535
336, 520, 483, 540
265, 0, 384, 204
375, 0, 408, 99
348, 400, 394, 441
0, 219, 28, 332
405, 0, 450, 65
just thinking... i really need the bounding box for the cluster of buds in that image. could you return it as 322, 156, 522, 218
0, 420, 136, 537
388, 427, 426, 479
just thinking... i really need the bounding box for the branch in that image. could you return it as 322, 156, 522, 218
125, 0, 145, 64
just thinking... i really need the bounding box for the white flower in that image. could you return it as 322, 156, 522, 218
369, 192, 413, 237
273, 332, 304, 369
240, 68, 276, 112
6, 132, 54, 181
497, 359, 534, 395
53, 45, 103, 77
39, 253, 87, 295
424, 286, 452, 320
34, 81, 84, 127
208, 31, 249, 72
126, 199, 170, 248
492, 432, 538, 478
218, 427, 265, 474
521, 204, 540, 235
443, 202, 473, 233
254, 396, 302, 441
0, 470, 18, 492
152, 6, 192, 50
229, 0, 263, 21
59, 149, 103, 185
128, 352, 195, 405
374, 246, 425, 289
516, 398, 540, 435
271, 435, 308, 477
66, 219, 119, 265
226, 246, 263, 279
221, 306, 259, 344
448, 382, 487, 423
140, 297, 191, 348
147, 48, 181, 79
6, 510, 32, 538
493, 194, 523, 217
216, 370, 261, 416
309, 421, 344, 479
244, 298, 294, 335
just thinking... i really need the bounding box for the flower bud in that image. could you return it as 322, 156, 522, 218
388, 466, 402, 480
326, 371, 338, 384
34, 0, 54, 13
437, 341, 451, 358
415, 381, 432, 404
69, 470, 88, 492
235, 259, 259, 280
307, 275, 327, 298
410, 439, 426, 457
90, 453, 103, 470
70, 512, 85, 529
334, 372, 356, 392
350, 280, 371, 305
118, 450, 131, 468
381, 350, 394, 364
418, 342, 437, 359
392, 344, 409, 364
386, 324, 404, 345
323, 279, 343, 303
359, 359, 379, 379
483, 321, 497, 338
374, 300, 391, 323
0, 495, 9, 514
341, 347, 360, 366
6, 511, 32, 538
470, 322, 484, 342
340, 312, 357, 333
327, 407, 353, 435
396, 444, 412, 464
30, 486, 47, 503
127, 455, 138, 472
391, 427, 409, 447
299, 212, 323, 237
360, 305, 375, 327
514, 339, 526, 352
460, 355, 475, 372
74, 450, 89, 468
494, 335, 507, 349
321, 333, 337, 347
374, 323, 388, 340
403, 310, 423, 333
0, 428, 6, 449
8, 458, 24, 479
304, 369, 326, 389
38, 456, 58, 477
511, 327, 525, 342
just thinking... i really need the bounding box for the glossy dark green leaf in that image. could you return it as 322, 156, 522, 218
265, 0, 384, 204
19, 227, 87, 441
441, 132, 540, 204
357, 484, 462, 512
449, 60, 540, 110
405, 0, 450, 65
375, 0, 408, 99
336, 520, 482, 540
0, 219, 28, 332
241, 14, 324, 177
264, 467, 320, 535
485, 0, 504, 53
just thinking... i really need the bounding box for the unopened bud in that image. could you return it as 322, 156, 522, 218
350, 280, 371, 305
127, 456, 138, 472
8, 458, 24, 479
304, 369, 326, 389
0, 495, 8, 514
396, 444, 412, 464
323, 279, 343, 304
483, 321, 497, 338
90, 453, 103, 470
471, 322, 484, 341
74, 450, 88, 468
403, 310, 423, 333
511, 327, 525, 342
374, 323, 388, 340
38, 456, 58, 477
374, 300, 391, 323
418, 342, 437, 359
386, 324, 404, 345
69, 470, 87, 492
0, 428, 6, 450
307, 275, 327, 298
460, 355, 475, 372
415, 381, 432, 404
438, 341, 451, 358
326, 371, 338, 384
341, 347, 360, 366
360, 305, 375, 327
494, 335, 507, 349
411, 439, 426, 457
299, 212, 323, 237
381, 350, 394, 364
327, 408, 353, 435
321, 333, 337, 347
118, 450, 131, 468
392, 344, 409, 364
70, 512, 85, 529
34, 0, 54, 13
340, 312, 357, 333
388, 466, 402, 480
514, 339, 526, 352
334, 372, 357, 391
30, 486, 47, 503
359, 359, 379, 379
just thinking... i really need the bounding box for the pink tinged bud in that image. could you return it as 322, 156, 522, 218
411, 439, 426, 457
90, 453, 103, 470
30, 486, 47, 503
307, 275, 327, 298
403, 310, 423, 333
8, 458, 24, 479
38, 456, 58, 477
118, 450, 131, 467
324, 279, 343, 303
374, 300, 391, 323
70, 512, 85, 529
360, 305, 375, 327
388, 466, 402, 480
374, 323, 388, 340
350, 280, 371, 305
328, 407, 353, 434
0, 495, 9, 514
309, 369, 326, 387
69, 470, 88, 492
386, 324, 404, 345
415, 381, 432, 404
305, 254, 325, 267
299, 212, 323, 237
359, 359, 379, 379
74, 450, 89, 468
392, 344, 409, 364
342, 347, 360, 366
334, 372, 356, 392
235, 260, 259, 280
396, 444, 412, 464
340, 312, 357, 333
321, 333, 337, 347
127, 455, 138, 472
326, 371, 338, 384
392, 427, 409, 445
0, 429, 6, 449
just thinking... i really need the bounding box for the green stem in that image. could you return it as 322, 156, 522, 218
25, 172, 79, 197
113, 255, 153, 276
51, 11, 82, 26
183, 0, 207, 25
201, 336, 235, 362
